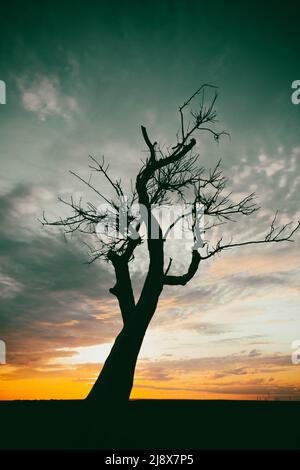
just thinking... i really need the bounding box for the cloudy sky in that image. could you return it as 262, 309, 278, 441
0, 0, 300, 400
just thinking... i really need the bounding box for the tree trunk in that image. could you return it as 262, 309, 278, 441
87, 307, 155, 404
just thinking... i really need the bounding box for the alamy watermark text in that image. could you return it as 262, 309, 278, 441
0, 80, 6, 104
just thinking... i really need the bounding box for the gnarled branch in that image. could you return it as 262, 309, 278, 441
164, 251, 201, 286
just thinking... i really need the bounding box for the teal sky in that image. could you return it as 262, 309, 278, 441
0, 0, 300, 399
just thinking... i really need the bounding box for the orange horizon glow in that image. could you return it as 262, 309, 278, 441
1, 358, 299, 401
1, 248, 300, 402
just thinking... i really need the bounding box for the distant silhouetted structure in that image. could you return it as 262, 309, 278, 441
43, 85, 300, 404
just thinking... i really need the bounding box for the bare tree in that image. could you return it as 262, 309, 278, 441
42, 85, 300, 403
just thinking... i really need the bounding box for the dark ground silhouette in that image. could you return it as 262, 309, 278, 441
0, 399, 299, 450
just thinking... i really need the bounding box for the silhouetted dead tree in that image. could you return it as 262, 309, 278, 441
42, 85, 300, 403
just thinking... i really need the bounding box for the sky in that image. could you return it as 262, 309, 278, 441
0, 0, 300, 400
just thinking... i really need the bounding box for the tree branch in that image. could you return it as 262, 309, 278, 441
108, 251, 135, 324
164, 251, 201, 286
199, 218, 300, 260
141, 126, 157, 163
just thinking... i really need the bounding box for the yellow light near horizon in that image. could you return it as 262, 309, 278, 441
53, 343, 114, 365
0, 377, 90, 400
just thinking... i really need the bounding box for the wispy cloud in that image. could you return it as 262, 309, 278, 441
18, 75, 78, 121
